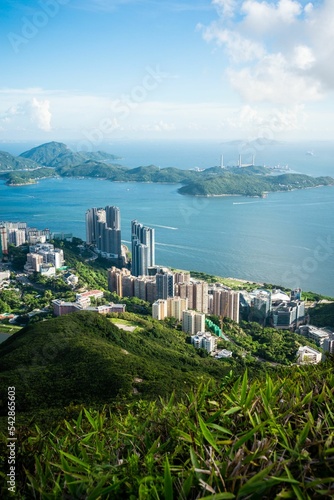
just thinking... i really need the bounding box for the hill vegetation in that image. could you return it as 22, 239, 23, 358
1, 360, 333, 498
0, 151, 40, 171
309, 302, 334, 329
0, 311, 235, 419
1, 142, 333, 196
19, 141, 121, 167
4, 167, 57, 185
178, 172, 334, 197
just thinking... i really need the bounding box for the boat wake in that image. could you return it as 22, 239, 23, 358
145, 223, 178, 230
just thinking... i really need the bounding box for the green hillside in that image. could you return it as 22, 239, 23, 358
0, 311, 233, 417
309, 302, 334, 329
19, 141, 120, 168
2, 167, 57, 185
178, 172, 334, 197
57, 160, 127, 179
0, 151, 41, 171
19, 141, 70, 165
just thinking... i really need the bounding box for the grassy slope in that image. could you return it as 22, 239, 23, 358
0, 311, 233, 417
1, 361, 333, 498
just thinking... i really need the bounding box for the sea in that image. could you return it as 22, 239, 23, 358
1, 139, 334, 297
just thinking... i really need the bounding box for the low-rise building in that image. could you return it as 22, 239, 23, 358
191, 332, 217, 353
296, 346, 322, 364
215, 349, 233, 359
63, 272, 79, 287
76, 290, 104, 307
53, 298, 125, 317
298, 325, 329, 347
52, 299, 83, 316
0, 270, 10, 282
323, 337, 334, 355
272, 301, 305, 330
40, 264, 56, 277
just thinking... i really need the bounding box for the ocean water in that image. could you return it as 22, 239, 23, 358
1, 140, 334, 296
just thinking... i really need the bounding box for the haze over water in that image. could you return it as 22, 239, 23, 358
1, 140, 334, 297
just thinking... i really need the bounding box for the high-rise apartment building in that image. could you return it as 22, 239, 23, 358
0, 221, 27, 254
175, 280, 208, 313
108, 267, 135, 297
156, 272, 174, 300
131, 220, 155, 276
152, 299, 168, 320
108, 266, 124, 297
212, 289, 240, 323
0, 226, 8, 255
167, 296, 188, 321
182, 310, 206, 335
86, 206, 122, 259
174, 272, 190, 284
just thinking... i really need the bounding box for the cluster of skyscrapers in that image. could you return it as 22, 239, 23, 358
0, 221, 50, 257
85, 206, 156, 275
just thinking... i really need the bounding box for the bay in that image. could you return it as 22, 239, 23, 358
1, 175, 334, 297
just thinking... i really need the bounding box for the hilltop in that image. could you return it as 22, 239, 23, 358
19, 141, 120, 168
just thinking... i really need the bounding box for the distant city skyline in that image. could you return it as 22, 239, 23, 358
1, 1, 334, 144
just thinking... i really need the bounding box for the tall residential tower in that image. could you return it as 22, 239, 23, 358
85, 206, 122, 259
131, 220, 155, 276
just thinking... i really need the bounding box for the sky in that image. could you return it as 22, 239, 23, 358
1, 0, 334, 145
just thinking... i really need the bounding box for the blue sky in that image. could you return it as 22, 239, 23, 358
1, 0, 334, 144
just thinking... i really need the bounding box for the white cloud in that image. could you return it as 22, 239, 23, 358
202, 24, 265, 62
227, 104, 306, 132
293, 45, 315, 70
202, 0, 334, 107
0, 97, 52, 131
228, 53, 321, 104
29, 98, 52, 131
242, 0, 302, 30
212, 0, 239, 18
0, 87, 330, 141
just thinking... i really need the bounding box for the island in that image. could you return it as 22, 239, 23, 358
1, 141, 333, 196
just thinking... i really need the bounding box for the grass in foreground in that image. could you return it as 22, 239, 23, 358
1, 361, 333, 499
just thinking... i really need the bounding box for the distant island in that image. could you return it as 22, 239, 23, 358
1, 141, 333, 196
